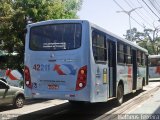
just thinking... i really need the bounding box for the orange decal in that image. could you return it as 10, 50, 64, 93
156, 66, 160, 74
128, 66, 132, 91
128, 66, 132, 79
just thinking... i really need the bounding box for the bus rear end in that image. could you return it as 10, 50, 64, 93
149, 55, 160, 80
24, 20, 90, 102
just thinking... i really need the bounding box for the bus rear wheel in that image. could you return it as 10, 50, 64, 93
116, 84, 124, 106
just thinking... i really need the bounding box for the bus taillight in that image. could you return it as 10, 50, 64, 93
24, 66, 32, 89
76, 65, 87, 91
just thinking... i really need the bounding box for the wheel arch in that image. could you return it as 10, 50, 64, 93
13, 92, 25, 104
117, 80, 124, 91
116, 79, 124, 105
142, 77, 145, 86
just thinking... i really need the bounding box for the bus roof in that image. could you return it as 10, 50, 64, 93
89, 22, 148, 54
27, 19, 84, 27
27, 19, 148, 54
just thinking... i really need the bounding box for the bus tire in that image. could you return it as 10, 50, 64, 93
116, 84, 124, 106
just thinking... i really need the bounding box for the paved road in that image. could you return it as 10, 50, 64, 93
128, 82, 160, 120
0, 81, 160, 120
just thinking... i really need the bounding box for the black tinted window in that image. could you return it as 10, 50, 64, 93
92, 29, 107, 63
30, 23, 82, 51
0, 81, 7, 89
117, 43, 125, 64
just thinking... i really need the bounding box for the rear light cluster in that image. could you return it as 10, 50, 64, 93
24, 66, 32, 89
76, 65, 87, 91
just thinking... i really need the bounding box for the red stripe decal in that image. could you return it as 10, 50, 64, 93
8, 73, 18, 80
53, 64, 66, 75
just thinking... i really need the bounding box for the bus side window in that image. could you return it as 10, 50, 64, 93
141, 53, 145, 66
137, 51, 142, 66
92, 29, 107, 63
92, 46, 98, 61
92, 32, 98, 61
125, 46, 132, 64
117, 43, 125, 64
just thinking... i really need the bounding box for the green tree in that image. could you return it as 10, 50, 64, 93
124, 27, 160, 55
0, 0, 83, 71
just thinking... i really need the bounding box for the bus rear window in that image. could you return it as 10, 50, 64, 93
29, 23, 82, 51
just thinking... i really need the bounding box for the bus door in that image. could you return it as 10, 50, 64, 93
108, 40, 116, 98
132, 49, 137, 90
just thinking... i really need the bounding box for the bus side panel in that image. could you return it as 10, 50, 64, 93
117, 65, 133, 95
90, 64, 109, 102
89, 26, 109, 103
137, 67, 146, 89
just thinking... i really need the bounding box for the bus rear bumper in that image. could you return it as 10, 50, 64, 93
29, 90, 91, 102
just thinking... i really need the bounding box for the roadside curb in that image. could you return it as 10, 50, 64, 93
95, 82, 160, 120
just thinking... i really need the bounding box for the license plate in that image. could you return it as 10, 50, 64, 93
48, 84, 59, 90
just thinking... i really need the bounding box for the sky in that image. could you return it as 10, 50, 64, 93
78, 0, 160, 38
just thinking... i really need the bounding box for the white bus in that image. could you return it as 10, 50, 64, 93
24, 20, 148, 105
149, 55, 160, 81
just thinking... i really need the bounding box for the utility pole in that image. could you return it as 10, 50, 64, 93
117, 7, 142, 41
